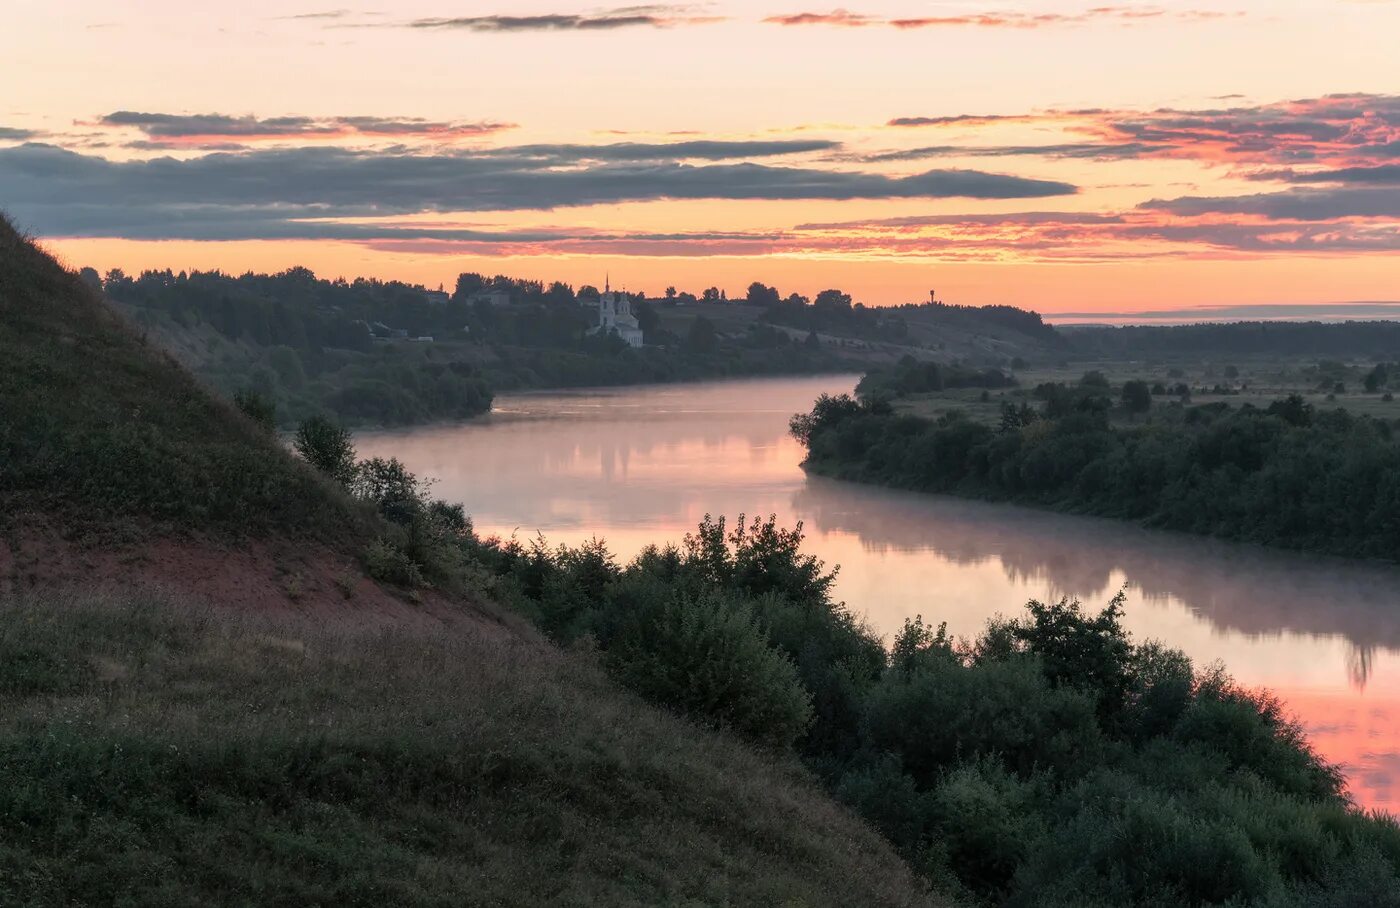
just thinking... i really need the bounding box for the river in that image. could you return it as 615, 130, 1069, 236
357, 374, 1400, 813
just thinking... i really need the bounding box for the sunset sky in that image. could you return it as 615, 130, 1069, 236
3, 1, 1397, 316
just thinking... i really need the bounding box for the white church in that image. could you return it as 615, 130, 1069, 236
588, 280, 645, 348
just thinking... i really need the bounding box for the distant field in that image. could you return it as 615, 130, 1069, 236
890, 355, 1400, 424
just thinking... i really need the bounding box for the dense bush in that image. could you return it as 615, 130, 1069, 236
605, 583, 813, 748
794, 391, 1400, 559
453, 513, 1400, 905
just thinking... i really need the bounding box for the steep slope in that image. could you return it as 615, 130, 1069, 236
0, 218, 940, 906
0, 218, 376, 535
0, 214, 395, 612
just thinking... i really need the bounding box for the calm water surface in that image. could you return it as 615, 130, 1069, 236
359, 375, 1400, 813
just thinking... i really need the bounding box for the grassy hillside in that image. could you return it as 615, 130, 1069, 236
0, 216, 366, 542
0, 593, 934, 907
0, 218, 939, 906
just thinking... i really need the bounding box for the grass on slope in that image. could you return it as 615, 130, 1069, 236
0, 593, 937, 908
0, 216, 366, 541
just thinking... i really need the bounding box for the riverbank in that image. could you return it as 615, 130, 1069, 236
792, 392, 1400, 563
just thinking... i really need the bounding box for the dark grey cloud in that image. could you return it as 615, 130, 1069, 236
99, 111, 515, 139
101, 111, 332, 138
0, 143, 1075, 240
1285, 164, 1400, 185
1141, 186, 1400, 220
0, 127, 37, 141
124, 140, 251, 152
403, 6, 721, 31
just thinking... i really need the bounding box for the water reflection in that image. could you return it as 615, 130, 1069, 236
792, 477, 1400, 685
357, 375, 1400, 811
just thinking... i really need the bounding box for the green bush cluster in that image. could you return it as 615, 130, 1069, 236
460, 516, 880, 751
453, 513, 1400, 905
794, 390, 1400, 559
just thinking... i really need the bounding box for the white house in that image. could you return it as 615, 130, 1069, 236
588, 281, 644, 348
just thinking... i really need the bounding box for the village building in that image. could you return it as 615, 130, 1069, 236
588, 280, 644, 348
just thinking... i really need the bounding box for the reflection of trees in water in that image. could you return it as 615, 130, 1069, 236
355, 377, 845, 540
1348, 644, 1376, 691
792, 477, 1400, 663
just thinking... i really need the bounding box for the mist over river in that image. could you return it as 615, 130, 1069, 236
358, 375, 1400, 813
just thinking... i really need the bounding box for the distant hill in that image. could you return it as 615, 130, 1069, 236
0, 216, 938, 906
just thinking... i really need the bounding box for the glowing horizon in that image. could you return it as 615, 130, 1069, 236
4, 1, 1397, 313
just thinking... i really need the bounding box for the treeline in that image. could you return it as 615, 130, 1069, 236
1070, 320, 1400, 358
299, 415, 1400, 905
890, 300, 1060, 342
857, 357, 1017, 398
793, 387, 1400, 560
481, 334, 843, 392
102, 266, 869, 425
104, 267, 495, 426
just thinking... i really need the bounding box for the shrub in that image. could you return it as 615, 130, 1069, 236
353, 457, 428, 525
1017, 773, 1278, 905
605, 585, 813, 748
363, 537, 424, 588
929, 760, 1045, 897
864, 653, 1103, 784
293, 416, 357, 487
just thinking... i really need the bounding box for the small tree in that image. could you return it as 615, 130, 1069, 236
294, 416, 357, 487
1121, 380, 1152, 417
1080, 370, 1110, 389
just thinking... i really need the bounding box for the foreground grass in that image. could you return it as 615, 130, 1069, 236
0, 593, 937, 907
